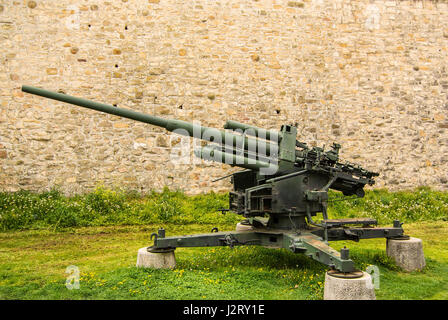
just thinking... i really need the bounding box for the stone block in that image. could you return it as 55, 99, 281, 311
324, 271, 376, 300
386, 237, 425, 272
236, 222, 254, 231
136, 247, 176, 269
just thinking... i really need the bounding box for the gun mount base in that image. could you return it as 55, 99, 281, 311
386, 237, 426, 272
326, 269, 364, 279
324, 271, 376, 300
146, 246, 175, 254
136, 247, 176, 269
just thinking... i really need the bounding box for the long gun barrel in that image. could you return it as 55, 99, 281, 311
195, 145, 278, 171
21, 85, 277, 160
22, 85, 171, 127
224, 120, 280, 142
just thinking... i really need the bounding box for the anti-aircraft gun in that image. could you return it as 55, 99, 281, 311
21, 85, 407, 276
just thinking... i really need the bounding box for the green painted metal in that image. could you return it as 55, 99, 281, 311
21, 85, 170, 127
224, 120, 280, 142
21, 85, 275, 155
194, 145, 278, 171
22, 84, 406, 274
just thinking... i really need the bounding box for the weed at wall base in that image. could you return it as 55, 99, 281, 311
0, 186, 446, 231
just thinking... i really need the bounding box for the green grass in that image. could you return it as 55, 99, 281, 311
0, 187, 240, 231
1, 186, 447, 231
0, 222, 447, 300
0, 187, 447, 299
328, 187, 448, 224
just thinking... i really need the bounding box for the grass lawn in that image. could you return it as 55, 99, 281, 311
0, 221, 447, 300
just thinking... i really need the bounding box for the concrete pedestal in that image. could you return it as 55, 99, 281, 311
136, 247, 176, 269
236, 222, 254, 231
324, 271, 376, 300
386, 237, 425, 272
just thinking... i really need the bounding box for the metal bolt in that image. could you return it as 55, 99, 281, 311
393, 220, 401, 228
340, 246, 350, 260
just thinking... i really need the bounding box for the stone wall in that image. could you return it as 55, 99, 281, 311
1, 0, 447, 194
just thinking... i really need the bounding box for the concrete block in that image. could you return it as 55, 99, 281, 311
324, 271, 376, 300
136, 247, 176, 269
236, 222, 254, 231
386, 237, 425, 271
